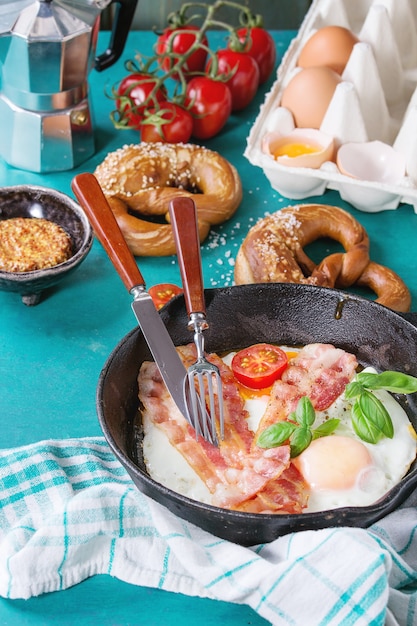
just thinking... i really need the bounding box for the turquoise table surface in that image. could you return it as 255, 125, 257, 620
1, 28, 417, 626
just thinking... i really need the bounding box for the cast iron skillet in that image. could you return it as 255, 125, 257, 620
97, 283, 417, 546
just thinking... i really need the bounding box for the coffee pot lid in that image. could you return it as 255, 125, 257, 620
11, 0, 90, 40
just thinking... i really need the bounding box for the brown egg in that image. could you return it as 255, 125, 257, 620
281, 67, 342, 128
297, 26, 359, 74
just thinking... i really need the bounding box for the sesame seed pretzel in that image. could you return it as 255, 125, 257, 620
234, 204, 411, 312
94, 143, 242, 256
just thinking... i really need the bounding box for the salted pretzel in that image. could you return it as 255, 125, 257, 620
94, 142, 242, 256
234, 204, 370, 287
234, 204, 411, 312
357, 261, 411, 312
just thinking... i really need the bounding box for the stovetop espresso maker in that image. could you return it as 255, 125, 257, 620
0, 0, 138, 172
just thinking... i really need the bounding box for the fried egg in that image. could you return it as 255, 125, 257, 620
142, 358, 417, 513
292, 376, 417, 512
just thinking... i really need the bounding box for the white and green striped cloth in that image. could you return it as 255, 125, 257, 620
1, 437, 417, 625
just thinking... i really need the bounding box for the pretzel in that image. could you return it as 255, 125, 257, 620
234, 204, 370, 286
234, 204, 411, 312
94, 142, 242, 256
357, 261, 411, 312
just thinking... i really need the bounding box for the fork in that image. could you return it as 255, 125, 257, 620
169, 196, 224, 446
72, 172, 216, 446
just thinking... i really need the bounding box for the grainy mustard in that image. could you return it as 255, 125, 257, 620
0, 217, 72, 272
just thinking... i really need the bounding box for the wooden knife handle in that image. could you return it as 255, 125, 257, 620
169, 197, 206, 316
71, 172, 145, 292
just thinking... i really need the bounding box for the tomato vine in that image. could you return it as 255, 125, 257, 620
108, 0, 276, 141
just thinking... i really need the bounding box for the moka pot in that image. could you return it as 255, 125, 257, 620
0, 0, 138, 172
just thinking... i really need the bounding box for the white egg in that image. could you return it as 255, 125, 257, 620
143, 418, 213, 504
142, 359, 417, 513
244, 396, 270, 432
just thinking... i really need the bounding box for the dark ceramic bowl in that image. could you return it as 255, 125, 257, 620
97, 283, 417, 546
0, 185, 93, 305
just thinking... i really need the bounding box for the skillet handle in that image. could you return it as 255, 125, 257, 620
71, 173, 145, 293
169, 196, 206, 316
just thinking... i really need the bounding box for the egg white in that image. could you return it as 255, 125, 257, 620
142, 359, 417, 513
298, 370, 417, 511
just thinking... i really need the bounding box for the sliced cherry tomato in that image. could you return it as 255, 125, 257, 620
141, 102, 193, 143
231, 344, 288, 389
156, 25, 208, 80
148, 283, 183, 310
185, 76, 232, 139
207, 49, 259, 111
116, 73, 166, 129
234, 27, 276, 84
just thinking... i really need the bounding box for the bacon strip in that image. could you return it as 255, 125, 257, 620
139, 344, 300, 510
254, 343, 358, 443
235, 464, 308, 514
139, 343, 357, 514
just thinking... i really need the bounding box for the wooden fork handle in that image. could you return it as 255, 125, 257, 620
169, 197, 206, 316
72, 172, 145, 292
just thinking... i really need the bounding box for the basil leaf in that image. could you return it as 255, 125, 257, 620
293, 396, 316, 427
290, 427, 312, 458
351, 391, 394, 443
359, 390, 394, 438
351, 399, 382, 443
344, 381, 364, 399
257, 421, 297, 449
357, 371, 417, 394
312, 418, 340, 439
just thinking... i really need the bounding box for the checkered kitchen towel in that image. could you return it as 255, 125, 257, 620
1, 437, 417, 625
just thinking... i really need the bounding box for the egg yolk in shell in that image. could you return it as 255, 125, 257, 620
273, 141, 323, 159
293, 435, 373, 490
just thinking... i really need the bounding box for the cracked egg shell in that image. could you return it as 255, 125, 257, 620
262, 128, 335, 169
337, 141, 406, 184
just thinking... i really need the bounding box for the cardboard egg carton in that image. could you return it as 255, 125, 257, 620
245, 0, 417, 213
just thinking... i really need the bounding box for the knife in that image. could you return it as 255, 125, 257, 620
71, 172, 192, 425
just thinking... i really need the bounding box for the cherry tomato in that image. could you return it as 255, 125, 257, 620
156, 25, 208, 79
185, 76, 232, 139
234, 27, 276, 84
208, 49, 259, 111
116, 73, 166, 129
231, 344, 289, 389
148, 283, 183, 310
141, 102, 193, 143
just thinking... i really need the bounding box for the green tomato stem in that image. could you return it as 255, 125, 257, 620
109, 0, 265, 126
